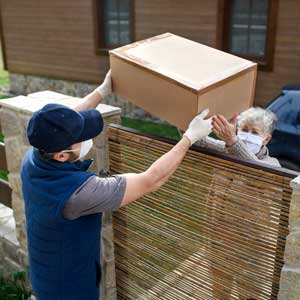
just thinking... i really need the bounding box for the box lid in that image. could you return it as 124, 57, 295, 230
110, 33, 256, 94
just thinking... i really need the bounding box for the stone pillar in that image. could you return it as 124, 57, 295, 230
0, 91, 120, 300
278, 176, 300, 300
0, 96, 30, 254
96, 115, 121, 300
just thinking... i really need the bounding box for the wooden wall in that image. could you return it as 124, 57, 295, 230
134, 0, 217, 46
255, 0, 300, 106
1, 0, 300, 106
0, 0, 217, 85
0, 0, 109, 83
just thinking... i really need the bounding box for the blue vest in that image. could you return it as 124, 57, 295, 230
21, 148, 102, 300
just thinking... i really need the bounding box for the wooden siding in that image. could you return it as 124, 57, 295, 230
0, 0, 109, 83
0, 0, 218, 85
255, 0, 300, 106
134, 0, 218, 46
1, 0, 300, 106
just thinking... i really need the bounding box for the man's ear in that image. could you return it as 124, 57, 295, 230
263, 134, 272, 145
53, 151, 69, 162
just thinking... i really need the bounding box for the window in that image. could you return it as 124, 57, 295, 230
219, 0, 278, 71
94, 0, 134, 54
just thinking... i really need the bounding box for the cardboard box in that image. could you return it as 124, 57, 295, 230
110, 33, 257, 130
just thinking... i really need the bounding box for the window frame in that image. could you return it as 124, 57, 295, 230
217, 0, 278, 71
93, 0, 135, 55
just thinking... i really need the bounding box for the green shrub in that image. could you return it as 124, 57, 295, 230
0, 271, 32, 300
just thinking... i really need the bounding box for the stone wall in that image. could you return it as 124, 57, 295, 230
9, 73, 157, 120
0, 91, 120, 300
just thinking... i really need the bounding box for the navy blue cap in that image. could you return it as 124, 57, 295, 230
27, 104, 103, 153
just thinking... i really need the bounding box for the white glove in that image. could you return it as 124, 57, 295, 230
96, 70, 112, 98
184, 109, 212, 145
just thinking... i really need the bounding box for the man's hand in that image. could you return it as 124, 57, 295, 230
74, 70, 113, 111
95, 70, 112, 99
184, 109, 212, 145
212, 113, 238, 146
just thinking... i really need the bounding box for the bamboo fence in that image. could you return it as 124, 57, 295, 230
108, 125, 297, 300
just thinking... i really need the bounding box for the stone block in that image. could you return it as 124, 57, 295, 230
1, 256, 23, 275
74, 82, 96, 98
8, 173, 22, 196
289, 193, 300, 228
15, 221, 27, 251
93, 130, 108, 149
105, 288, 117, 300
26, 75, 51, 94
84, 148, 98, 174
103, 212, 113, 224
61, 81, 77, 96
278, 266, 300, 300
96, 147, 109, 172
105, 116, 121, 126
2, 236, 19, 263
290, 176, 300, 190
51, 79, 65, 93
19, 114, 31, 146
0, 108, 21, 137
12, 191, 25, 217
105, 260, 117, 288
17, 248, 29, 268
4, 136, 23, 173
9, 73, 27, 95
284, 231, 300, 267
11, 191, 27, 250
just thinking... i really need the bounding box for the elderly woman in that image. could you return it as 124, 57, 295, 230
196, 107, 280, 300
196, 107, 281, 167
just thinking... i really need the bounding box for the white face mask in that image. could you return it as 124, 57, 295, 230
60, 139, 93, 162
78, 139, 93, 160
238, 131, 264, 155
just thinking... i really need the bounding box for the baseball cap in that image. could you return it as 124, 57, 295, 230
27, 103, 103, 153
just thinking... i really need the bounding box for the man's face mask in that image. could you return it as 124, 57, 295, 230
237, 131, 264, 155
62, 139, 93, 161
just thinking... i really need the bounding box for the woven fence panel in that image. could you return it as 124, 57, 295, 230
109, 126, 294, 300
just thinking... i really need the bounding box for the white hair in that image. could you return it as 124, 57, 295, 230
237, 107, 277, 136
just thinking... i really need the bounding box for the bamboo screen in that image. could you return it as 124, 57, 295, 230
108, 125, 296, 300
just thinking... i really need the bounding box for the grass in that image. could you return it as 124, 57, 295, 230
0, 94, 10, 99
0, 170, 8, 181
0, 94, 11, 181
121, 117, 181, 141
0, 272, 32, 300
0, 95, 12, 142
0, 41, 9, 87
0, 68, 9, 87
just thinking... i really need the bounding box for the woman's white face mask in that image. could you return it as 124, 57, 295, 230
238, 131, 264, 155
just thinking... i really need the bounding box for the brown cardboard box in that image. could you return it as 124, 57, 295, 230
110, 33, 257, 130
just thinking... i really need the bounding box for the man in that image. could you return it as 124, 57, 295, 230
21, 71, 212, 300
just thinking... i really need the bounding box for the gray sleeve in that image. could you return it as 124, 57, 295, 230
225, 138, 260, 161
194, 136, 226, 152
63, 175, 126, 220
